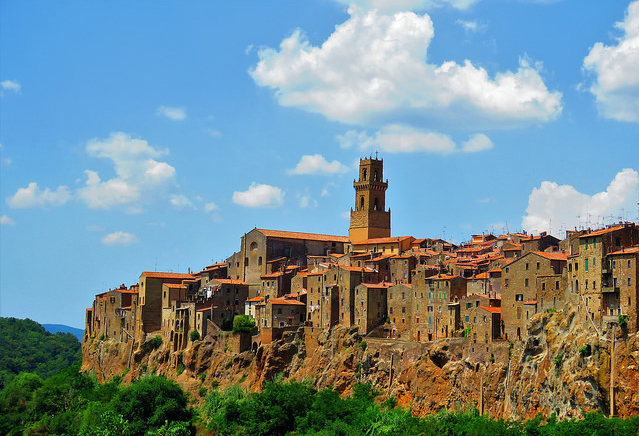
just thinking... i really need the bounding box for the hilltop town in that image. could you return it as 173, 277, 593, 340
84, 157, 638, 367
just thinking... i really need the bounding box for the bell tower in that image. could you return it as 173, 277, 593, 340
349, 157, 391, 243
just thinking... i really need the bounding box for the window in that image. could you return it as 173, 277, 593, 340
258, 256, 263, 266
245, 257, 249, 266
505, 278, 509, 286
616, 237, 621, 247
505, 267, 509, 273
250, 241, 258, 251
585, 259, 589, 272
390, 307, 393, 314
362, 168, 367, 181
585, 238, 589, 249
516, 294, 523, 301
525, 278, 529, 287
401, 306, 406, 313
593, 257, 596, 266
629, 278, 632, 286
594, 239, 597, 248
569, 264, 572, 272
465, 315, 469, 322
525, 263, 529, 271
542, 283, 546, 291
628, 260, 632, 268
555, 281, 560, 290
536, 262, 540, 270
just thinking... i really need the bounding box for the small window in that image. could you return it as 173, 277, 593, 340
525, 263, 529, 271
525, 278, 529, 287
536, 262, 540, 270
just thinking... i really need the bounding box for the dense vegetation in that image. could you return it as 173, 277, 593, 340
0, 366, 193, 435
0, 317, 81, 390
1, 318, 638, 435
202, 378, 639, 436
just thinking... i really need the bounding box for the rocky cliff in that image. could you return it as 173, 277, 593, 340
82, 307, 639, 420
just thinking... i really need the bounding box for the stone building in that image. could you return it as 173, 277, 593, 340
353, 282, 390, 335
603, 246, 639, 331
501, 251, 567, 341
136, 271, 194, 342
226, 228, 349, 289
349, 157, 391, 243
390, 254, 416, 284
387, 283, 414, 339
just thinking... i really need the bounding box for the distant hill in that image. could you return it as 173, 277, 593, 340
0, 317, 81, 389
43, 323, 84, 341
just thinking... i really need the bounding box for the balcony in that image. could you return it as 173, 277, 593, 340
601, 286, 619, 293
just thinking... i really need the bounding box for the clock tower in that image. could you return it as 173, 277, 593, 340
349, 157, 391, 243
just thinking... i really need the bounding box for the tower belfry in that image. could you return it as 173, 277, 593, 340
349, 157, 391, 243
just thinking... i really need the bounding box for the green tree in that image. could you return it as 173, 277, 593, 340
232, 315, 255, 333
110, 376, 192, 435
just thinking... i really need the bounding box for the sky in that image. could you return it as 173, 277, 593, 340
1, 0, 638, 329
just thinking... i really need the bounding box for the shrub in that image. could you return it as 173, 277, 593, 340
232, 315, 255, 333
553, 354, 564, 373
148, 335, 162, 350
199, 387, 208, 398
463, 327, 471, 338
619, 314, 628, 328
360, 340, 367, 351
190, 330, 200, 342
579, 344, 591, 357
176, 363, 185, 376
99, 333, 106, 341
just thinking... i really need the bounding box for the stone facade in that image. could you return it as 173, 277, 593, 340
349, 158, 391, 243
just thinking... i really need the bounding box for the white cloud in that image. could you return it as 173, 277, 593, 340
1, 80, 21, 93
337, 125, 493, 154
170, 194, 194, 209
157, 106, 187, 121
232, 183, 284, 208
461, 133, 493, 152
251, 8, 562, 129
101, 231, 139, 246
331, 0, 479, 12
456, 19, 484, 33
6, 182, 72, 208
204, 202, 219, 213
287, 154, 349, 175
77, 132, 176, 209
298, 189, 318, 208
522, 168, 639, 236
582, 1, 639, 123
0, 215, 15, 225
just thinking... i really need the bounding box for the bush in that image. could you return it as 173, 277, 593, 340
189, 330, 200, 342
232, 315, 255, 333
147, 335, 162, 350
176, 363, 185, 376
579, 344, 592, 357
619, 314, 628, 328
360, 340, 367, 351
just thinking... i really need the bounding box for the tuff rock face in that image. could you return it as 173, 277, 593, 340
82, 308, 639, 420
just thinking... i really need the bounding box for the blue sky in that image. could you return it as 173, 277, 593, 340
1, 0, 638, 328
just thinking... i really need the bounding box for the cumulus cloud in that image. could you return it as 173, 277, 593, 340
77, 132, 176, 209
0, 215, 15, 225
582, 1, 639, 123
170, 194, 194, 209
461, 133, 493, 152
337, 125, 492, 154
251, 8, 562, 129
101, 231, 138, 246
1, 80, 21, 93
232, 183, 284, 208
287, 154, 349, 175
6, 182, 72, 208
522, 168, 639, 236
331, 0, 479, 12
456, 19, 484, 33
157, 106, 187, 121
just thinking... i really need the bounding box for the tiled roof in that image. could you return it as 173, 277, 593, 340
480, 306, 501, 314
352, 236, 414, 245
608, 246, 639, 255
163, 283, 187, 289
261, 271, 283, 278
268, 256, 287, 263
472, 272, 489, 279
257, 229, 349, 243
428, 274, 458, 281
141, 271, 194, 279
579, 225, 626, 238
531, 251, 568, 261
523, 300, 537, 305
212, 279, 248, 285
359, 282, 393, 288
270, 298, 305, 306
246, 296, 265, 303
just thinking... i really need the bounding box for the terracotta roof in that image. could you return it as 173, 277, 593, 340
480, 306, 501, 314
197, 306, 212, 312
329, 253, 346, 258
352, 236, 414, 245
359, 282, 393, 288
428, 274, 458, 281
120, 305, 132, 310
268, 256, 287, 263
531, 251, 568, 261
212, 278, 248, 285
269, 297, 305, 306
488, 267, 502, 273
608, 246, 639, 255
579, 225, 626, 238
163, 283, 187, 289
393, 254, 413, 259
472, 272, 489, 279
261, 271, 283, 278
523, 300, 537, 305
246, 296, 265, 303
141, 271, 194, 279
340, 265, 374, 272
371, 254, 394, 261
257, 228, 349, 243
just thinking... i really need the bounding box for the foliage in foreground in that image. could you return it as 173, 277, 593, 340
0, 366, 194, 436
202, 378, 639, 436
0, 317, 81, 390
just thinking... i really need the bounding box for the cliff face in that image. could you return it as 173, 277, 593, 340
82, 309, 639, 420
